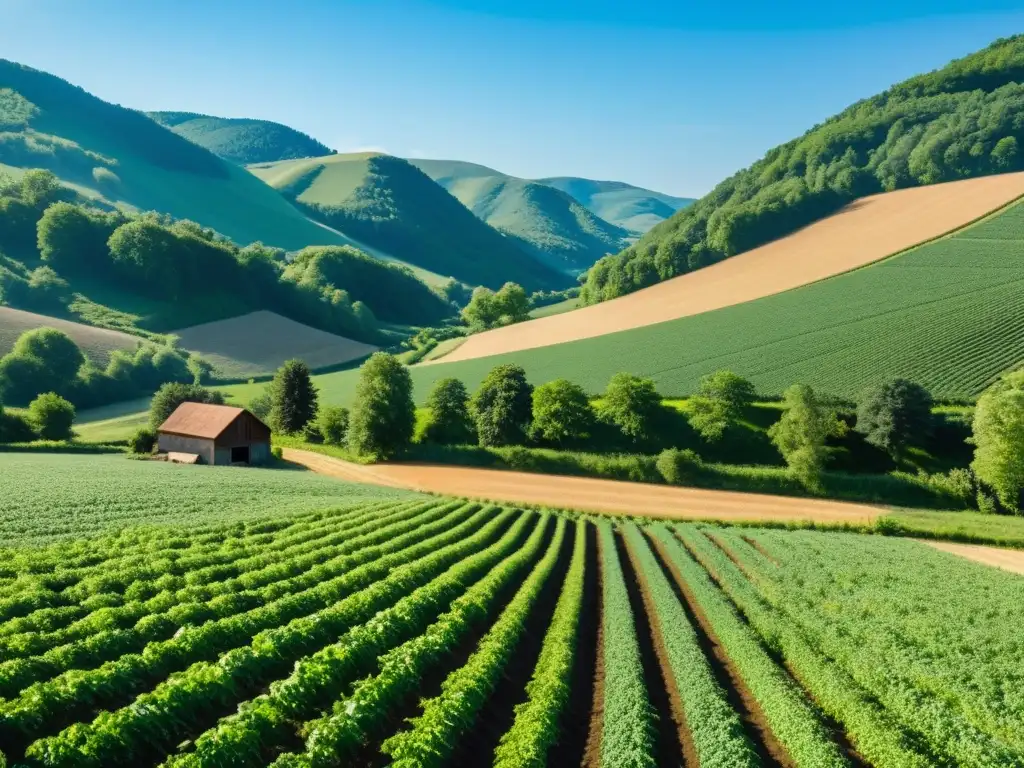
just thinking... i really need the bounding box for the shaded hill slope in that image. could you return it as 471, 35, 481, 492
434, 172, 1024, 362
583, 34, 1024, 304
250, 153, 570, 290
408, 158, 633, 271
148, 111, 335, 165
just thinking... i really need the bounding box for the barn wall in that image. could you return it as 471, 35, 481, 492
214, 448, 231, 466
250, 442, 270, 465
158, 434, 215, 465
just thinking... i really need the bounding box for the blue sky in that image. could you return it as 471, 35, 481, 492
1, 0, 1022, 196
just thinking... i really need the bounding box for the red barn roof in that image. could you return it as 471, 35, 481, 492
158, 403, 266, 440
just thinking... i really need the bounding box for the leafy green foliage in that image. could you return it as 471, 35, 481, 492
770, 384, 840, 490
583, 35, 1024, 303
971, 371, 1024, 511
856, 379, 933, 459
530, 378, 593, 446
269, 359, 319, 435
687, 370, 756, 441
128, 426, 156, 454
149, 382, 225, 429
597, 373, 662, 444
27, 391, 74, 440
421, 377, 474, 445
655, 447, 704, 485
347, 352, 415, 458
461, 282, 531, 330
148, 111, 335, 165
317, 405, 349, 446
470, 364, 533, 447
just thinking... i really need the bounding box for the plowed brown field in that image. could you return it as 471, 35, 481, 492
432, 172, 1024, 364
282, 448, 881, 524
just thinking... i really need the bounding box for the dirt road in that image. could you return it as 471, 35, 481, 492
282, 449, 881, 524
430, 172, 1024, 364
925, 541, 1024, 576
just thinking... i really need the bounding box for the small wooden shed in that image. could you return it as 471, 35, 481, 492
157, 403, 271, 466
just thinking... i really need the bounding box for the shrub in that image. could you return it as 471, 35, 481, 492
688, 370, 756, 441
128, 427, 157, 454
271, 445, 284, 460
301, 422, 324, 444
470, 364, 533, 447
0, 397, 34, 443
318, 405, 350, 446
149, 382, 225, 429
531, 378, 594, 446
422, 378, 473, 445
656, 448, 704, 485
971, 371, 1024, 512
348, 352, 415, 459
248, 391, 272, 422
0, 327, 85, 404
461, 282, 530, 330
596, 372, 661, 444
856, 379, 933, 459
268, 359, 319, 434
769, 384, 840, 492
28, 392, 75, 440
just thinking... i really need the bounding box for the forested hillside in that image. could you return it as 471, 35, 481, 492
251, 153, 570, 291
148, 111, 336, 164
582, 35, 1024, 303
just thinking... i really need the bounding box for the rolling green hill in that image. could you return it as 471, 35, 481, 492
253, 195, 1024, 405
250, 153, 570, 291
582, 34, 1024, 304
408, 158, 634, 272
534, 176, 693, 233
0, 60, 377, 254
148, 111, 335, 165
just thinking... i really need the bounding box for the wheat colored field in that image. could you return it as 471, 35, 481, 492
433, 171, 1024, 364
0, 306, 142, 364
170, 310, 377, 379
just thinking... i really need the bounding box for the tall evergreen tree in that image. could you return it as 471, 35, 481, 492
268, 359, 319, 434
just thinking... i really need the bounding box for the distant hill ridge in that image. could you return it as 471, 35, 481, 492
148, 111, 336, 165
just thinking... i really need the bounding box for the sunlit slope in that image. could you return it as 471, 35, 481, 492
251, 153, 569, 290
0, 61, 368, 252
535, 176, 693, 233
436, 172, 1024, 364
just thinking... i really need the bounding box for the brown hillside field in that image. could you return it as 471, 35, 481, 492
432, 171, 1024, 364
170, 311, 377, 379
282, 448, 881, 524
0, 306, 142, 364
925, 541, 1024, 575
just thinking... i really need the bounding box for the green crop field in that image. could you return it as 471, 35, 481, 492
0, 455, 1020, 767
274, 195, 1024, 406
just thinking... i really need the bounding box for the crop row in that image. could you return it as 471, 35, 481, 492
596, 521, 656, 768
1, 504, 507, 757
164, 512, 550, 768
492, 519, 588, 768
622, 524, 757, 767
379, 516, 570, 767
647, 525, 849, 767
0, 501, 475, 700
722, 528, 1024, 765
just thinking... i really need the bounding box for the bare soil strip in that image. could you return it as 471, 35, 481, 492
447, 520, 576, 768
645, 531, 791, 767
282, 449, 883, 525
548, 522, 603, 768
432, 172, 1024, 363
617, 533, 695, 768
923, 540, 1024, 575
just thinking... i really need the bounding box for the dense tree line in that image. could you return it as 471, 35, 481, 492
0, 170, 454, 341
582, 35, 1024, 303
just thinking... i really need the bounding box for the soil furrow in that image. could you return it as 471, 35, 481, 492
616, 532, 693, 768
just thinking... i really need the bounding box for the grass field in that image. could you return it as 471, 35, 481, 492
439, 171, 1024, 365
169, 310, 377, 380
0, 306, 144, 364
0, 455, 1020, 767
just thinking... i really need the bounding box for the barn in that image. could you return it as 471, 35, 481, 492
157, 403, 271, 466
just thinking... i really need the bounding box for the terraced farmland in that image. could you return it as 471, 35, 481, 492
1, 457, 1022, 767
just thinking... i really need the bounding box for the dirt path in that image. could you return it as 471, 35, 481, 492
282, 449, 882, 525
924, 541, 1024, 575
428, 172, 1024, 364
